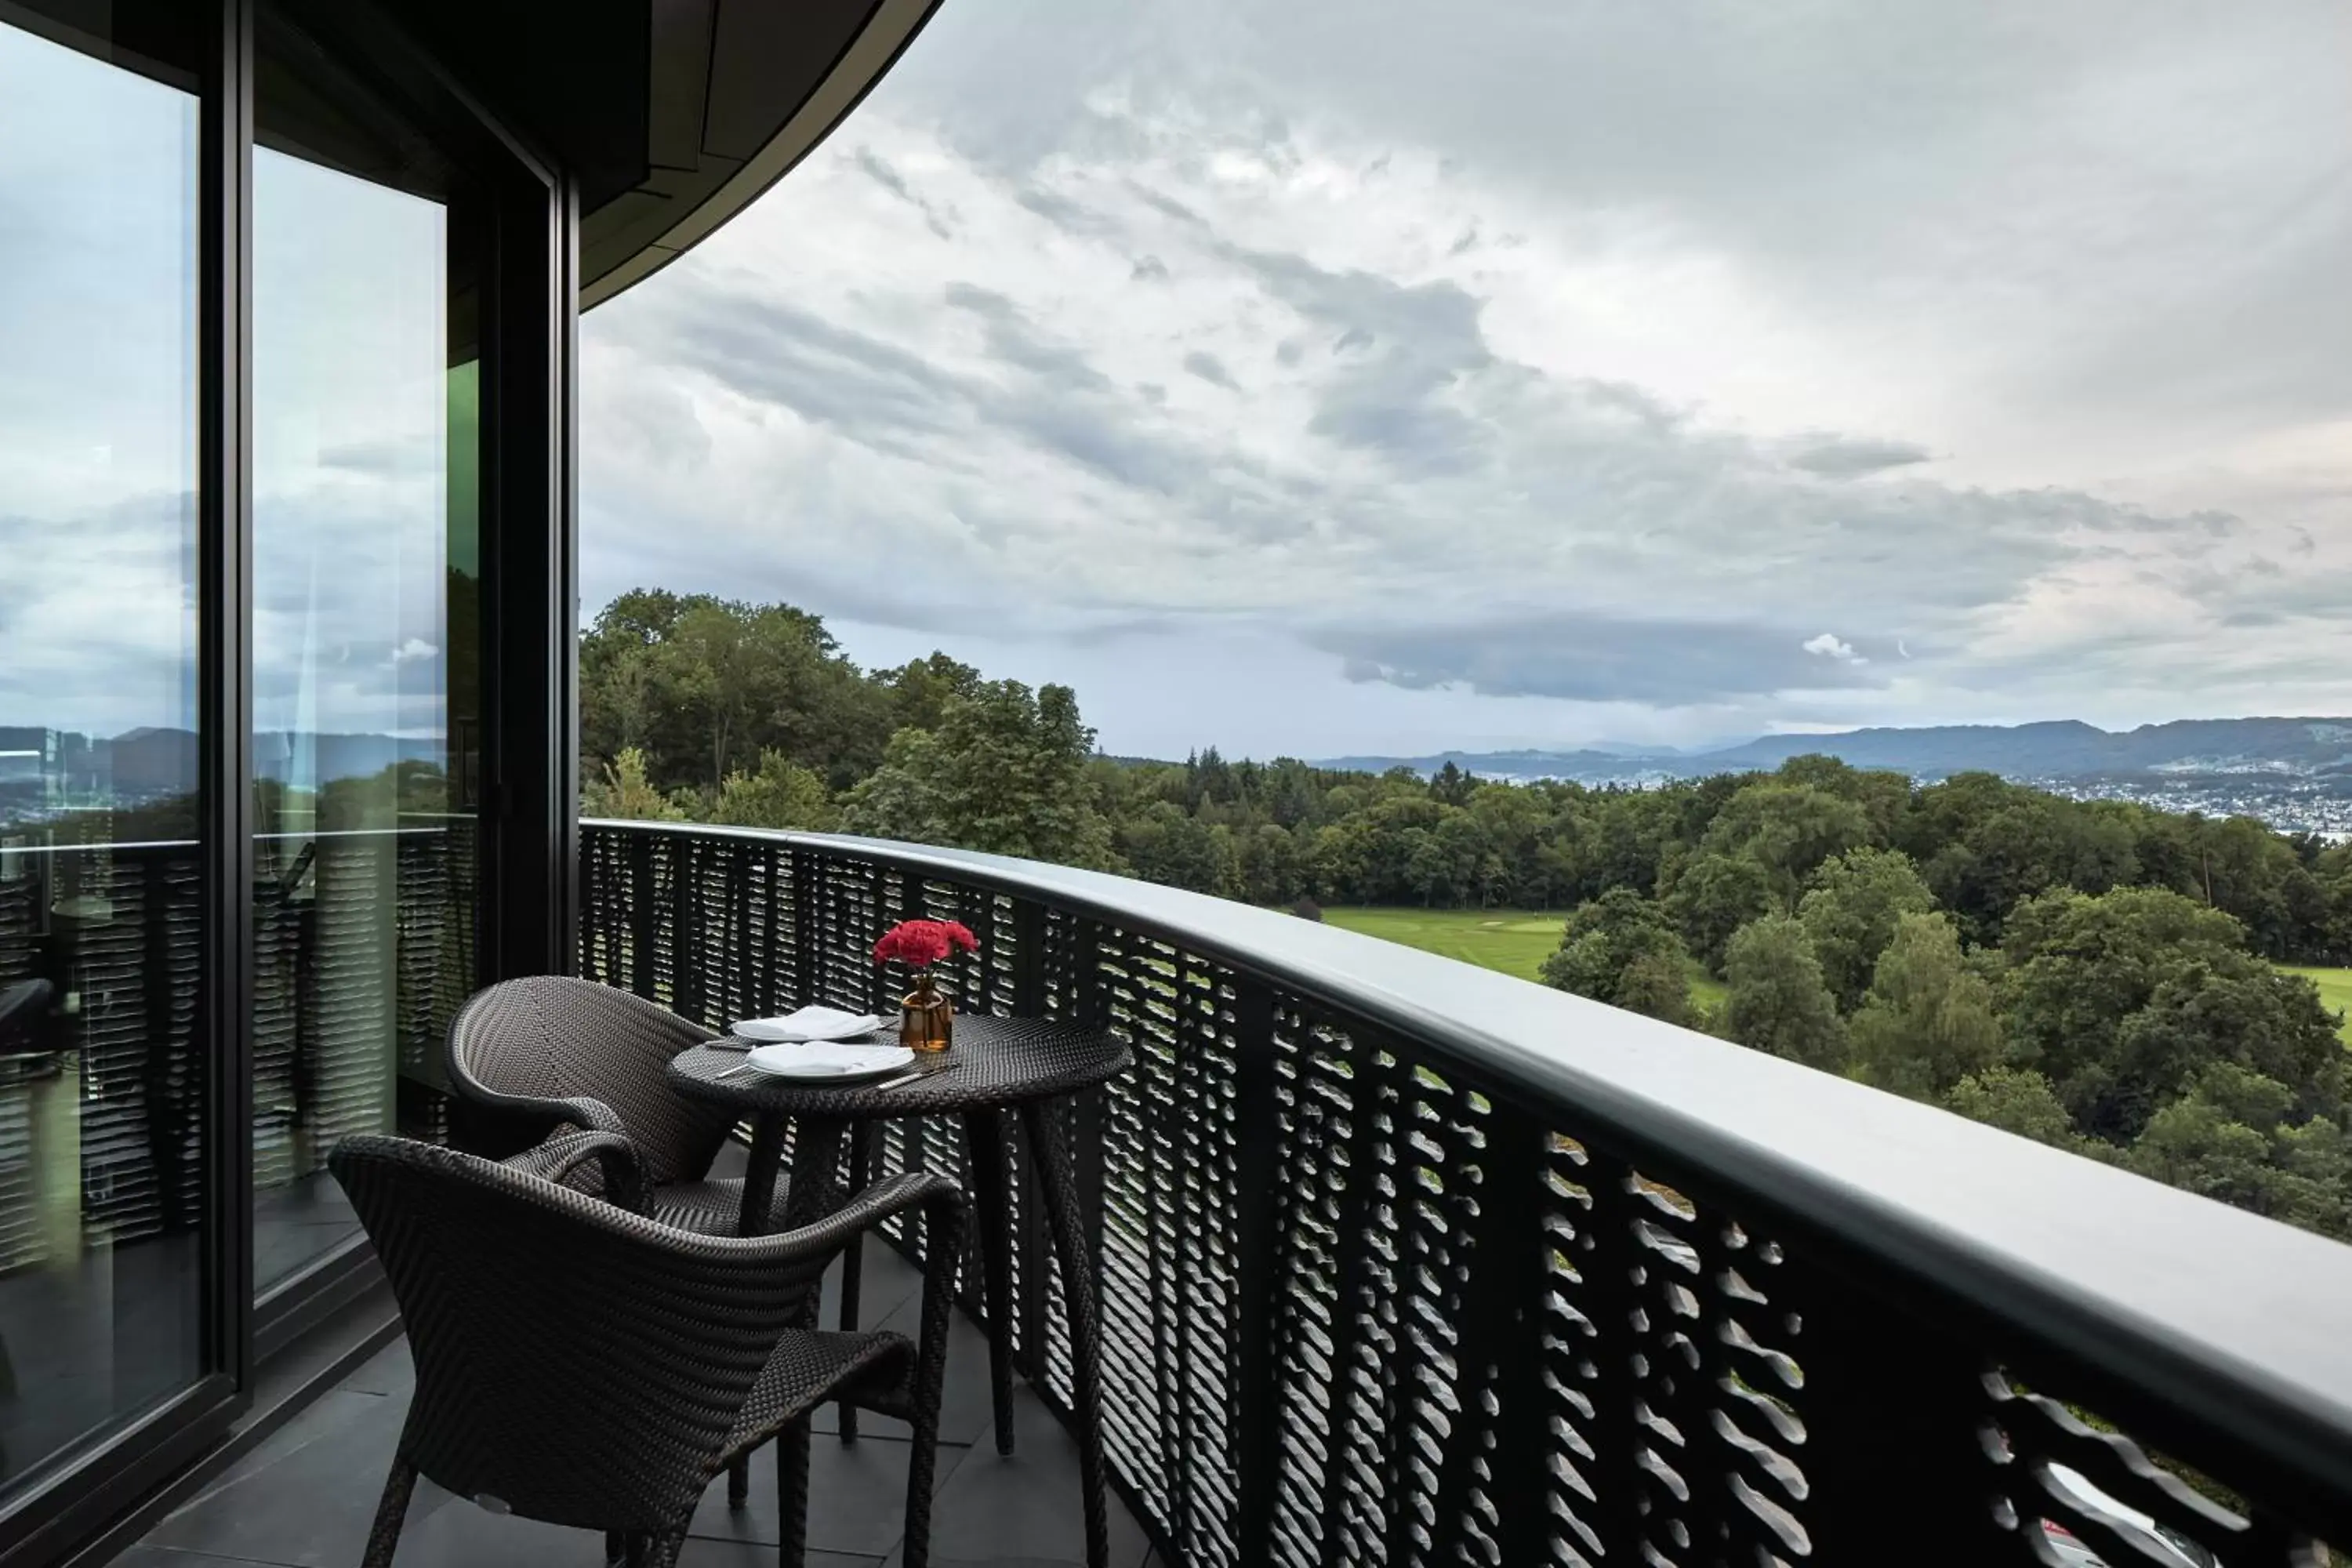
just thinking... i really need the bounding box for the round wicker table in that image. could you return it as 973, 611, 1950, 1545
667, 1017, 1131, 1568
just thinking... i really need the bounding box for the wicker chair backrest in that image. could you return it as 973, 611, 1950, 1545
445, 976, 732, 1188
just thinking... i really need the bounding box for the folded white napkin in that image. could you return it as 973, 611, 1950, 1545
731, 1006, 884, 1043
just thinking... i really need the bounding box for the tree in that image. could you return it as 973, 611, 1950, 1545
1573, 789, 1686, 906
1697, 783, 1875, 908
1120, 801, 1236, 895
1905, 773, 2138, 943
1848, 912, 2002, 1099
582, 746, 684, 822
1235, 823, 1309, 906
1540, 889, 1696, 1026
1467, 784, 1554, 907
1720, 915, 1846, 1071
1666, 852, 1775, 974
1798, 848, 1936, 1010
2113, 960, 2344, 1132
1184, 746, 1240, 809
579, 593, 890, 797
1944, 1067, 2080, 1150
661, 598, 869, 792
841, 680, 1117, 866
595, 644, 660, 757
1616, 952, 1698, 1027
1776, 754, 1914, 845
2128, 1064, 2352, 1239
710, 750, 837, 832
1429, 760, 1477, 808
877, 652, 982, 735
1406, 811, 1498, 907
1312, 795, 1447, 904
2000, 886, 2342, 1141
2190, 815, 2308, 957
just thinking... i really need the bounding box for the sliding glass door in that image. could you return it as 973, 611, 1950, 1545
0, 5, 212, 1496
0, 1, 525, 1550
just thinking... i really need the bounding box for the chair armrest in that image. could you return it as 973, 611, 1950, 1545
548, 1094, 628, 1137
501, 1130, 649, 1214
742, 1168, 967, 1269
474, 1089, 630, 1147
726, 1171, 969, 1443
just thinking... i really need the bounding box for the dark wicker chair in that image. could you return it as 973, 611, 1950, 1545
332, 1134, 963, 1568
443, 975, 770, 1236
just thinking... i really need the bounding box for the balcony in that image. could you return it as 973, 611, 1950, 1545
124, 819, 2352, 1566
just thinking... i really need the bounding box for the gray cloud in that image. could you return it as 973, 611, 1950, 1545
1321, 615, 1889, 703
945, 281, 1116, 392
1788, 437, 1933, 477
655, 292, 968, 445
630, 269, 1312, 510
1182, 350, 1238, 390
855, 146, 953, 238
1015, 185, 1110, 234
1131, 254, 1169, 281
1227, 245, 1494, 471
1127, 181, 1206, 227
318, 435, 438, 477
853, 146, 916, 204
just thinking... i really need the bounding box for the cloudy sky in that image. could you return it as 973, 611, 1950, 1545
9, 5, 2343, 763
579, 0, 2352, 760
2, 24, 450, 753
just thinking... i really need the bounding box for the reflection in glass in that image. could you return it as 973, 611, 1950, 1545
249, 132, 477, 1289
0, 16, 205, 1492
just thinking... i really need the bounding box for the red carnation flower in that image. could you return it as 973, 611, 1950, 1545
873, 919, 979, 969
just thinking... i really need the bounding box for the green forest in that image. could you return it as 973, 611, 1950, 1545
583, 590, 2352, 1241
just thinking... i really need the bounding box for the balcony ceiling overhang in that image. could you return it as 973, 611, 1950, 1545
392, 0, 944, 309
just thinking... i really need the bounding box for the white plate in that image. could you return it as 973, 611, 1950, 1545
744, 1042, 916, 1082
732, 1006, 884, 1043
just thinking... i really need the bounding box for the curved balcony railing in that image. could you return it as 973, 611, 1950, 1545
579, 818, 2352, 1567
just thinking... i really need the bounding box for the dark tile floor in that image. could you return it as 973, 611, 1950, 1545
1, 1172, 360, 1491
122, 1237, 1156, 1568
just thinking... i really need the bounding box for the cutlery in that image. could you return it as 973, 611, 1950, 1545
717, 1059, 761, 1080
873, 1061, 960, 1093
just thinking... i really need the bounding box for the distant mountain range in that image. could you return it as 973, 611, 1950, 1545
1316, 717, 2352, 787
0, 726, 445, 800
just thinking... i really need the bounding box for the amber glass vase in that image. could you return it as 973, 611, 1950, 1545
899, 971, 953, 1053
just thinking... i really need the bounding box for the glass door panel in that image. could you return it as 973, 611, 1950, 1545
250, 13, 481, 1290
0, 10, 208, 1491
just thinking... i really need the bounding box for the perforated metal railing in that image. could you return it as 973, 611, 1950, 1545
579, 819, 2352, 1568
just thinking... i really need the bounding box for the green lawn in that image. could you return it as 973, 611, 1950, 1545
2281, 966, 2352, 1045
1687, 967, 1728, 1014
1321, 906, 1730, 1011
1319, 907, 1568, 983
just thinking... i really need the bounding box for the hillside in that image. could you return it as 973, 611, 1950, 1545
1318, 717, 2352, 784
